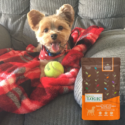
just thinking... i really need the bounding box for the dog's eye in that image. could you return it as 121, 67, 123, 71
44, 28, 48, 33
58, 26, 63, 31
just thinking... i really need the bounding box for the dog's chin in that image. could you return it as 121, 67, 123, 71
50, 42, 60, 52
45, 43, 65, 54
44, 41, 65, 53
47, 46, 63, 54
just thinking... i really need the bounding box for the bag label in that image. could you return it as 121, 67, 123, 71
85, 94, 103, 102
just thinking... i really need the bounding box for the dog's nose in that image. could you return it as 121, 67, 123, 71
51, 34, 57, 40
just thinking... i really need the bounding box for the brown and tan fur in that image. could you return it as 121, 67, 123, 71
27, 4, 75, 77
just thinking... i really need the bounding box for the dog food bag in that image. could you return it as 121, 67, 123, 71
81, 58, 120, 120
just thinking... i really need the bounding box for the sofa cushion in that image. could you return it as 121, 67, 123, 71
0, 25, 11, 49
0, 0, 78, 50
0, 111, 24, 125
1, 93, 125, 125
74, 0, 125, 30
74, 29, 125, 107
24, 93, 99, 125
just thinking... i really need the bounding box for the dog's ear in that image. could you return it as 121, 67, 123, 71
56, 4, 75, 28
27, 10, 45, 31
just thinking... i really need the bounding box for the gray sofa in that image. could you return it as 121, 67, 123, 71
0, 0, 125, 125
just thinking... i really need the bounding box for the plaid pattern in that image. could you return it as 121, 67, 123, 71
0, 26, 103, 114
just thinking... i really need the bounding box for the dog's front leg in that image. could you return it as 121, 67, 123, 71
40, 60, 48, 78
33, 43, 42, 52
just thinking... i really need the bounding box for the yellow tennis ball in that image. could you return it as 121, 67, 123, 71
44, 61, 64, 78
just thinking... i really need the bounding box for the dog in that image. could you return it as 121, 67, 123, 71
86, 106, 95, 116
27, 4, 75, 77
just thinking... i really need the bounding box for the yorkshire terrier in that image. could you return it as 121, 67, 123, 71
27, 4, 75, 77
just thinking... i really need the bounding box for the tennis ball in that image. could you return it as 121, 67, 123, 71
44, 61, 64, 78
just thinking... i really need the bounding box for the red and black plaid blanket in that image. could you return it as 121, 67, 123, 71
0, 26, 103, 114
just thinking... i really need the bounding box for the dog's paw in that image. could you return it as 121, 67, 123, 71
33, 44, 42, 52
33, 47, 39, 52
40, 72, 46, 78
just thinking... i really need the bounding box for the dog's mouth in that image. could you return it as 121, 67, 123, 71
51, 42, 61, 52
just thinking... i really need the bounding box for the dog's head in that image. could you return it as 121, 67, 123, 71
27, 4, 74, 53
